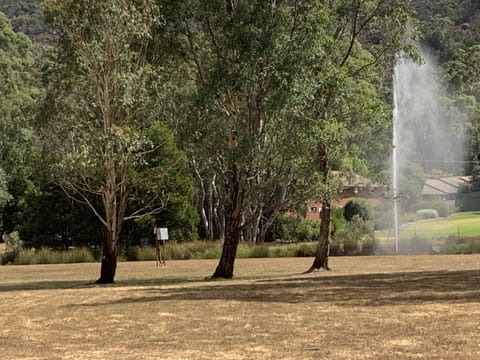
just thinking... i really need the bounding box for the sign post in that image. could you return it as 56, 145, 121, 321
154, 227, 168, 266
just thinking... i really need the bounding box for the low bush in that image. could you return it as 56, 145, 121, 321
4, 231, 23, 251
333, 216, 376, 255
1, 250, 18, 265
416, 209, 439, 220
415, 200, 453, 217
343, 199, 373, 222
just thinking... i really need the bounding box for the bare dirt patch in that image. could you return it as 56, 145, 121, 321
1, 255, 480, 359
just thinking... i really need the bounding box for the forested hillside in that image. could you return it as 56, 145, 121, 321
0, 0, 54, 45
414, 0, 480, 62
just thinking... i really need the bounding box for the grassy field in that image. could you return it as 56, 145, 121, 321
1, 255, 480, 359
378, 211, 480, 240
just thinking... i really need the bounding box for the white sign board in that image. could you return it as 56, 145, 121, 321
156, 227, 169, 241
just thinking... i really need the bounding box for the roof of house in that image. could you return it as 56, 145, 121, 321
422, 176, 471, 196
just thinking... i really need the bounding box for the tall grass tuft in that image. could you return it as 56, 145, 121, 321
125, 246, 156, 261
12, 247, 96, 265
236, 243, 270, 258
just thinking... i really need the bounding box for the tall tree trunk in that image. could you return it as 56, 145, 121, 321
307, 200, 331, 272
306, 143, 331, 272
211, 156, 245, 278
96, 229, 118, 284
211, 210, 242, 278
95, 156, 127, 284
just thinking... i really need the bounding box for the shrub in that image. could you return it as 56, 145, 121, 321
416, 209, 439, 220
274, 215, 319, 243
415, 200, 452, 217
331, 207, 346, 235
5, 231, 23, 251
361, 237, 378, 255
1, 250, 18, 265
333, 216, 375, 255
343, 199, 373, 222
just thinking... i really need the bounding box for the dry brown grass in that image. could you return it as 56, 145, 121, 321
1, 255, 480, 359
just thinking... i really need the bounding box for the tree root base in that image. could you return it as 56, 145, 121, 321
302, 266, 331, 274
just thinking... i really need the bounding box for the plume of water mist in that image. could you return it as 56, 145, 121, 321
392, 45, 466, 253
394, 47, 465, 176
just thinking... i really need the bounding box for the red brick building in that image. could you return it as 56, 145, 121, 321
305, 172, 385, 221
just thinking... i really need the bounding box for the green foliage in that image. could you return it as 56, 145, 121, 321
331, 207, 346, 234
343, 199, 373, 222
4, 231, 23, 250
273, 215, 319, 243
0, 10, 39, 236
416, 209, 439, 220
0, 168, 11, 213
333, 216, 376, 255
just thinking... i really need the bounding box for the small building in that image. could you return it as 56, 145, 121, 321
422, 176, 471, 205
305, 172, 385, 221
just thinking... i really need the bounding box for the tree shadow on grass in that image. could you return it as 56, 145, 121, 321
76, 269, 480, 307
0, 277, 207, 292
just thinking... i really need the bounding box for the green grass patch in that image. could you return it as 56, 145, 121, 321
377, 211, 480, 240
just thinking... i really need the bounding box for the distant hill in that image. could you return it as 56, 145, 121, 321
0, 0, 479, 60
413, 0, 480, 62
0, 0, 55, 45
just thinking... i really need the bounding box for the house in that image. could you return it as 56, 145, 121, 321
422, 176, 471, 204
305, 172, 385, 221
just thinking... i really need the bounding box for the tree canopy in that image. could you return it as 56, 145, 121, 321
1, 0, 480, 279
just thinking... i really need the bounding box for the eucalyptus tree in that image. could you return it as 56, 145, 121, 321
0, 11, 38, 240
41, 0, 184, 283
302, 0, 414, 271
164, 0, 325, 278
